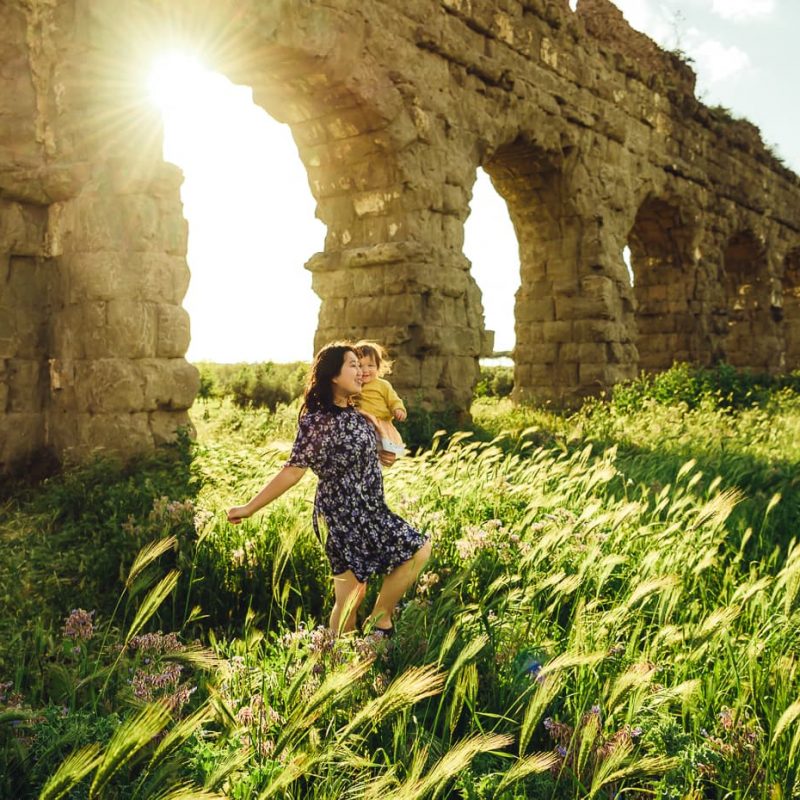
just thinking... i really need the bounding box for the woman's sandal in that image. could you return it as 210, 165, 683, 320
372, 625, 394, 639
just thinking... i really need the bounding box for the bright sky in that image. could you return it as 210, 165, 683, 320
149, 0, 799, 364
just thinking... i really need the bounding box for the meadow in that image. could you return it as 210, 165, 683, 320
1, 363, 800, 799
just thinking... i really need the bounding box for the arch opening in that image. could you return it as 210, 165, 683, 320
627, 197, 694, 372
464, 168, 519, 363
463, 167, 519, 404
149, 54, 324, 365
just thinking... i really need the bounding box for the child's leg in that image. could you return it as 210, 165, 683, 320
376, 419, 404, 455
381, 419, 404, 446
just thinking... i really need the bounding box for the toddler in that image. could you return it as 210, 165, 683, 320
354, 340, 407, 456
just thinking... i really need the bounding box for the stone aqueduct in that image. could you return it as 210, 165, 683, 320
1, 0, 799, 471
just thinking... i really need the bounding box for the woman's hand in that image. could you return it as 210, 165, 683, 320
393, 408, 407, 422
227, 504, 251, 525
379, 450, 397, 467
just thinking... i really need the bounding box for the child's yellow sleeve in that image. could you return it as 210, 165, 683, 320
384, 380, 405, 412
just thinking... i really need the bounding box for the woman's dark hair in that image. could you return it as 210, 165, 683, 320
300, 342, 357, 416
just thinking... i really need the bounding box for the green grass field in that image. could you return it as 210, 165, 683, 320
2, 365, 800, 798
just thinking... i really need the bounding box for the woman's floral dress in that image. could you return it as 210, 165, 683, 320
286, 406, 428, 582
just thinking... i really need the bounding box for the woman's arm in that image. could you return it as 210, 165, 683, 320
227, 465, 307, 524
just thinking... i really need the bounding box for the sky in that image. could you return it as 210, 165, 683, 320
149, 0, 800, 364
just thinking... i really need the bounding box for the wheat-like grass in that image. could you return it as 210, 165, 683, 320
149, 785, 225, 800
150, 703, 215, 768
491, 751, 559, 797
257, 752, 316, 799
88, 702, 172, 798
126, 536, 178, 589
275, 659, 374, 754
38, 744, 101, 800
338, 663, 445, 738
591, 753, 679, 796
443, 633, 488, 690
519, 672, 566, 757
124, 569, 181, 646
381, 733, 514, 800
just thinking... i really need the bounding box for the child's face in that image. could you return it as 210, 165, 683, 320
359, 355, 378, 384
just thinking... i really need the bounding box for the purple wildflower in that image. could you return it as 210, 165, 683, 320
62, 609, 94, 642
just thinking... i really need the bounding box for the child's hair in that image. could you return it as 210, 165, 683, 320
355, 340, 393, 377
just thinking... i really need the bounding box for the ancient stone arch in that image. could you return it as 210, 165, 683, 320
1, 0, 799, 470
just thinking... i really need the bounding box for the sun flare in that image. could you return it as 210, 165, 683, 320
147, 53, 207, 112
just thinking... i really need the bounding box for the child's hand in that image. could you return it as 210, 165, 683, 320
393, 408, 407, 422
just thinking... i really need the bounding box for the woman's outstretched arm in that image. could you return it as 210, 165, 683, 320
227, 465, 307, 524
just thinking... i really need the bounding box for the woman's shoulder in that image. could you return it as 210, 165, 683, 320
300, 407, 354, 426
299, 408, 336, 428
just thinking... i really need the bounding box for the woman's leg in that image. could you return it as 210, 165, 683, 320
330, 570, 367, 634
368, 539, 432, 630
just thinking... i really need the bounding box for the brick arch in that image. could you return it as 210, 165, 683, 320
627, 197, 696, 371
784, 248, 800, 370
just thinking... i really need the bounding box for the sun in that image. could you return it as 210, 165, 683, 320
147, 52, 207, 112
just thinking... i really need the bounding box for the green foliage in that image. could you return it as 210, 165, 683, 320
3, 366, 800, 798
402, 404, 461, 452
474, 366, 514, 399
194, 361, 308, 411
0, 535, 219, 798
0, 435, 197, 679
609, 361, 800, 413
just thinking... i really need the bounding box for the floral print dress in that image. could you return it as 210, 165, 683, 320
286, 406, 428, 582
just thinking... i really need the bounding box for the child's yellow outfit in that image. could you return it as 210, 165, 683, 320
356, 377, 406, 452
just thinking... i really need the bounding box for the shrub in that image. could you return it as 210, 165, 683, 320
611, 361, 800, 412
475, 366, 514, 399
194, 361, 309, 410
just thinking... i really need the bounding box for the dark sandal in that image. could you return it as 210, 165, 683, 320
372, 626, 395, 639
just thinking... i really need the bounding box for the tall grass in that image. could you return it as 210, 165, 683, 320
2, 369, 800, 797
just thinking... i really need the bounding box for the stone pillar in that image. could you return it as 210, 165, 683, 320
489, 147, 637, 407
0, 203, 52, 470
514, 216, 637, 404
47, 158, 198, 462
303, 128, 493, 412
784, 248, 800, 370
309, 240, 491, 411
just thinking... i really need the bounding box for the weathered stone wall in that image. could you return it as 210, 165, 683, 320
1, 0, 799, 470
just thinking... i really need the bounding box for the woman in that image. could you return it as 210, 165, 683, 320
227, 342, 431, 636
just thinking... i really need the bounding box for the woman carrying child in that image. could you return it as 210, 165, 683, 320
227, 342, 431, 637
354, 340, 407, 455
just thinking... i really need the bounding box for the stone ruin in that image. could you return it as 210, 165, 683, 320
1, 0, 799, 471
